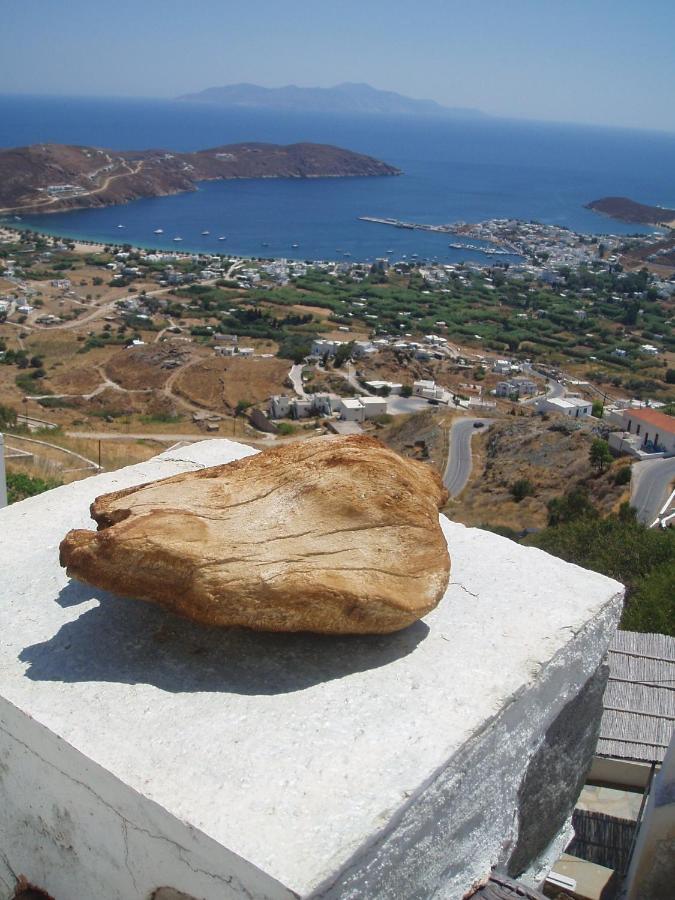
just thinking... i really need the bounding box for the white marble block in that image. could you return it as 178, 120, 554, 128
0, 440, 623, 899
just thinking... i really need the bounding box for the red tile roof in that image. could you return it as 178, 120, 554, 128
624, 408, 675, 435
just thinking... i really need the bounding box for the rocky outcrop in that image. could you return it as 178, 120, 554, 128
586, 196, 675, 227
59, 435, 450, 634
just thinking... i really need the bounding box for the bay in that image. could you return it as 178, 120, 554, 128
1, 94, 674, 262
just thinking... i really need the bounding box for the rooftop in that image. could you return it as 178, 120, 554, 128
546, 396, 591, 410
596, 630, 675, 764
623, 407, 675, 435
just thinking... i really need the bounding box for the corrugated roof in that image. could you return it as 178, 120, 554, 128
467, 874, 548, 899
567, 808, 636, 872
596, 631, 675, 764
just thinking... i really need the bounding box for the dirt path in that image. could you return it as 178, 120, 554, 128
0, 159, 145, 215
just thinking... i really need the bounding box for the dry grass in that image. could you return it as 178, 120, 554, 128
450, 416, 631, 530
173, 356, 290, 411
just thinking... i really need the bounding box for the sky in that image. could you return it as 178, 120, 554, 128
2, 0, 675, 132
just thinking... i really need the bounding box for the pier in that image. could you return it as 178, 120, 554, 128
358, 216, 515, 255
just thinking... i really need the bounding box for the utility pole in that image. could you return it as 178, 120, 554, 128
0, 433, 7, 508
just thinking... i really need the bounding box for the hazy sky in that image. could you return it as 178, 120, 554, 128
2, 0, 675, 131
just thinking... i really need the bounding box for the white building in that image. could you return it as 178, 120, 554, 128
337, 396, 388, 422
364, 380, 402, 395
311, 339, 345, 358
338, 397, 365, 422
537, 396, 592, 418
269, 394, 333, 420
413, 380, 445, 402
359, 397, 387, 418
618, 408, 675, 454
495, 378, 537, 399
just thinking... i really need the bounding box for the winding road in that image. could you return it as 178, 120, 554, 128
630, 456, 675, 526
443, 417, 491, 497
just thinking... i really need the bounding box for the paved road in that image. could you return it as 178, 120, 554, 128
288, 364, 306, 398
520, 364, 565, 405
443, 417, 491, 497
386, 396, 431, 415
631, 456, 675, 525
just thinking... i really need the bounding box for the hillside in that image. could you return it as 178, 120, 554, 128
177, 81, 486, 118
0, 141, 400, 214
586, 196, 675, 227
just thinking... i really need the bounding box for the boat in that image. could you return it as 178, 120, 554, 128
386, 249, 394, 253
291, 243, 299, 248
173, 237, 183, 242
261, 242, 269, 247
117, 224, 124, 229
218, 236, 227, 241
154, 228, 164, 234
201, 230, 210, 235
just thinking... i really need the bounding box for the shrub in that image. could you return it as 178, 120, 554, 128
7, 472, 62, 504
0, 403, 17, 428
510, 478, 535, 502
613, 466, 632, 486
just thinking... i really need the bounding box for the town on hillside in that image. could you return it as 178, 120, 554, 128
0, 220, 672, 532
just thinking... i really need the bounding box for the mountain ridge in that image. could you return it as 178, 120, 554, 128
0, 141, 400, 214
177, 81, 486, 118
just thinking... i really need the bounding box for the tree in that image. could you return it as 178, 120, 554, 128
333, 341, 354, 368
591, 400, 603, 418
666, 369, 675, 385
589, 438, 612, 473
401, 384, 413, 398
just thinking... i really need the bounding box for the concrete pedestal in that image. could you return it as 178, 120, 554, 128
0, 440, 623, 899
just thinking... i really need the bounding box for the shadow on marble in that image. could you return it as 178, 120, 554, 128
18, 579, 429, 695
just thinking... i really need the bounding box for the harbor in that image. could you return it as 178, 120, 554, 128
358, 215, 515, 255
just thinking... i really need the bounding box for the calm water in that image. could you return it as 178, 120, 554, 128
2, 94, 675, 262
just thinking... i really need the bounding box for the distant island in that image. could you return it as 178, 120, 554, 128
177, 81, 486, 119
586, 196, 675, 228
0, 142, 400, 215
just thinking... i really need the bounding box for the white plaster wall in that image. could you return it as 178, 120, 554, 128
0, 697, 295, 900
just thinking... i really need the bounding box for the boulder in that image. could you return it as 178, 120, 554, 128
59, 435, 450, 634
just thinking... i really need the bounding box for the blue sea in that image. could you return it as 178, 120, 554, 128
1, 94, 675, 262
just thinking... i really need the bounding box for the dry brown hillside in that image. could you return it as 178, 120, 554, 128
453, 416, 630, 530
172, 356, 290, 411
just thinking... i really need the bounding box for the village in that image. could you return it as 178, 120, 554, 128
0, 221, 673, 535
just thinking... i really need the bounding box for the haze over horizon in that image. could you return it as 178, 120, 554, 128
2, 0, 675, 133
